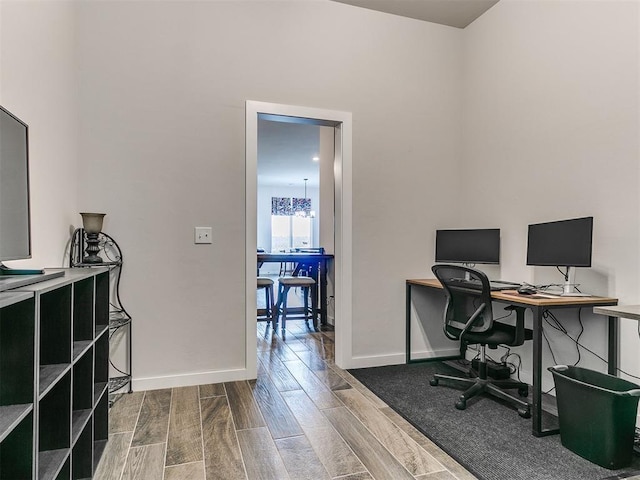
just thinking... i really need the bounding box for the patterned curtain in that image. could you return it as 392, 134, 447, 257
271, 197, 292, 216
292, 198, 311, 216
272, 197, 311, 216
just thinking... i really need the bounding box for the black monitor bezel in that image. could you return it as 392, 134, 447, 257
0, 105, 32, 262
526, 216, 593, 268
435, 228, 501, 265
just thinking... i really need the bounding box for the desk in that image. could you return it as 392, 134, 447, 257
258, 253, 333, 328
406, 278, 618, 437
594, 304, 640, 322
593, 304, 640, 375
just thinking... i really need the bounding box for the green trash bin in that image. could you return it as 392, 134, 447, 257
549, 365, 640, 469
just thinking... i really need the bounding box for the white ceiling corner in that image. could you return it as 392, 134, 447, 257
331, 0, 499, 29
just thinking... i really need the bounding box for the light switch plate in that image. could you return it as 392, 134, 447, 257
194, 227, 212, 244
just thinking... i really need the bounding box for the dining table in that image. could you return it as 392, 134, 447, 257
257, 252, 334, 328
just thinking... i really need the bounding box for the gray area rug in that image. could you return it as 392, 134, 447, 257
349, 362, 640, 480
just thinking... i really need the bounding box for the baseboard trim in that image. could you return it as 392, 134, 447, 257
331, 348, 464, 370
131, 348, 461, 391
409, 348, 461, 362
132, 367, 250, 392
347, 353, 406, 369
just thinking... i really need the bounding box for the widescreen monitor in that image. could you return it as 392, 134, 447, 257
0, 105, 31, 262
435, 228, 500, 265
526, 217, 593, 267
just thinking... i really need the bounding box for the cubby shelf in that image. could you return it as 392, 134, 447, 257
39, 448, 70, 480
0, 268, 109, 480
73, 341, 92, 362
39, 364, 71, 399
0, 404, 33, 442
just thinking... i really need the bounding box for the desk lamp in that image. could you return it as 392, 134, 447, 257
80, 212, 106, 263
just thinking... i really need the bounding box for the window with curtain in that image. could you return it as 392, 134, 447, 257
271, 197, 312, 251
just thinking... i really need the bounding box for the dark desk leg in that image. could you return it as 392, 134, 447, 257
608, 315, 618, 375
531, 306, 542, 436
319, 259, 328, 326
531, 305, 559, 437
406, 283, 412, 364
311, 279, 318, 330
306, 263, 319, 330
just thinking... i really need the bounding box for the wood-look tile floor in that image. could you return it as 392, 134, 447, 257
95, 320, 477, 480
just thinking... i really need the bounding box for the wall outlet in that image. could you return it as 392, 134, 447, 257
194, 227, 212, 244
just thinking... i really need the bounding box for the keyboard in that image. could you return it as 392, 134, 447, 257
490, 280, 522, 290
449, 278, 521, 291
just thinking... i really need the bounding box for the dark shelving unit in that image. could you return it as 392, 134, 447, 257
0, 268, 110, 479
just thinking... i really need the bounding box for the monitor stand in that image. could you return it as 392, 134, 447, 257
560, 266, 591, 297
462, 263, 475, 281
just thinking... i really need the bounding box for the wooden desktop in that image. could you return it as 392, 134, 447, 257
406, 278, 618, 437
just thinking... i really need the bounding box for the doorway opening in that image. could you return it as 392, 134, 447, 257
245, 101, 353, 377
257, 119, 323, 261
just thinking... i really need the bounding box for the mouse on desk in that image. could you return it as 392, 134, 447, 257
517, 286, 537, 295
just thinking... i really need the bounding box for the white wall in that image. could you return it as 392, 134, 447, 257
462, 0, 640, 388
0, 1, 78, 270
4, 0, 635, 391
73, 0, 462, 387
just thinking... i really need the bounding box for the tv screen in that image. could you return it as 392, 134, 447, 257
526, 217, 593, 267
0, 106, 31, 262
435, 228, 500, 264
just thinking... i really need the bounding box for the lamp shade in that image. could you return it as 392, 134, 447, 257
80, 212, 106, 234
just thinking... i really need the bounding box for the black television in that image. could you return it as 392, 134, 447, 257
435, 228, 500, 265
526, 216, 593, 295
0, 106, 47, 278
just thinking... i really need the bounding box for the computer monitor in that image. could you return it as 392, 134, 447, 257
435, 228, 500, 265
526, 216, 593, 295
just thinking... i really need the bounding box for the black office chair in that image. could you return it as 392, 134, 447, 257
430, 264, 531, 418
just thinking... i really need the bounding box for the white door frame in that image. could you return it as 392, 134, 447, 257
245, 100, 352, 377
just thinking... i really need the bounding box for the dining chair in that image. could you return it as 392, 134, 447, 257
273, 276, 316, 331
257, 277, 275, 326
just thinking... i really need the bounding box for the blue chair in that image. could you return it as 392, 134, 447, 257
274, 276, 316, 331
257, 277, 275, 326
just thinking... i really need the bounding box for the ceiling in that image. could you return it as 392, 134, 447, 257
258, 119, 321, 188
331, 0, 499, 29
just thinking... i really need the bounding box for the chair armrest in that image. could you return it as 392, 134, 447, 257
504, 305, 527, 346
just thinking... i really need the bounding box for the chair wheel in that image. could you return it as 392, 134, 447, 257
518, 387, 529, 397
429, 378, 439, 386
518, 406, 531, 418
455, 398, 467, 410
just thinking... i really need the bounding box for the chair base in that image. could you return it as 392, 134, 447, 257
431, 372, 531, 418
